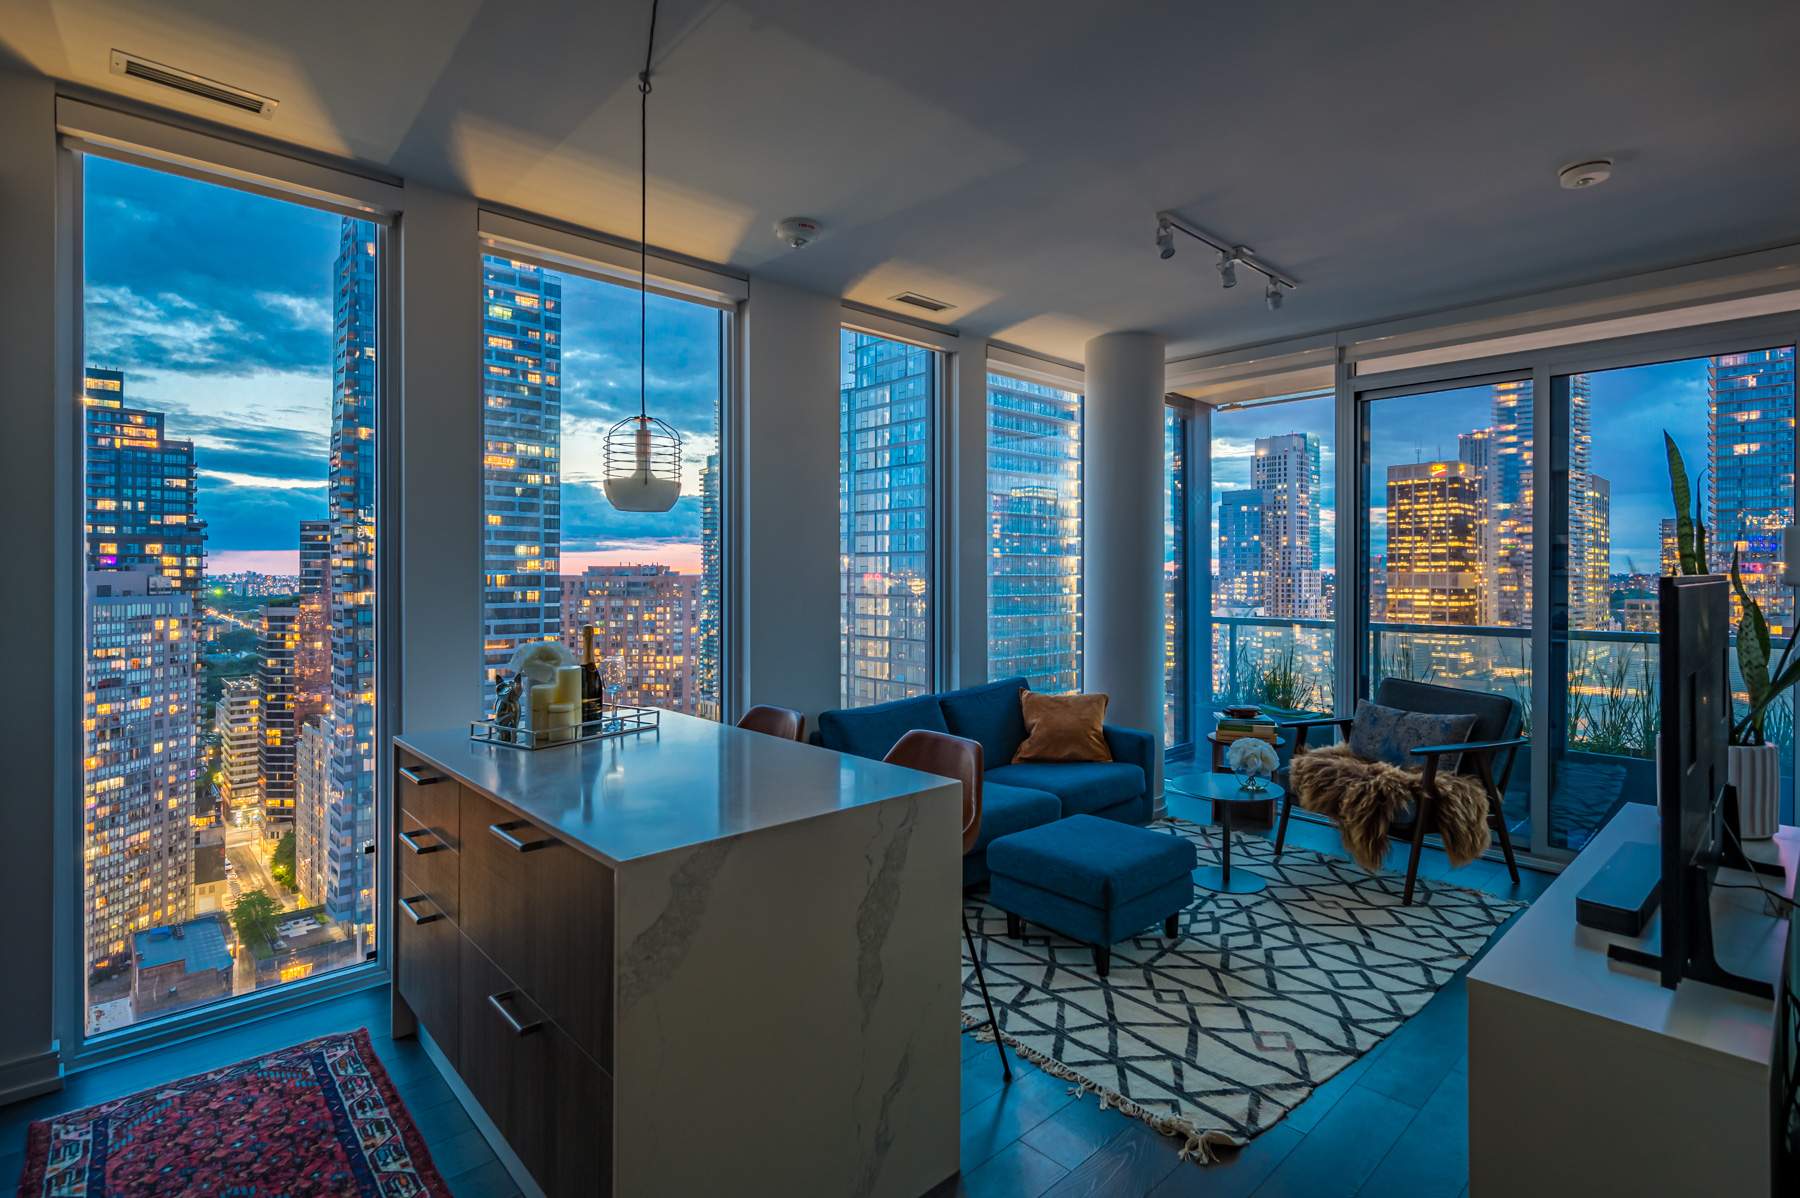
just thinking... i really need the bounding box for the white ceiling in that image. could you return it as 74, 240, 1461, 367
5, 0, 1799, 363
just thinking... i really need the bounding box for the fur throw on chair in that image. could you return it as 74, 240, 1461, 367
1288, 742, 1493, 873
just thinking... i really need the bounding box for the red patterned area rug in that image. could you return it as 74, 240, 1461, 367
17, 1028, 449, 1197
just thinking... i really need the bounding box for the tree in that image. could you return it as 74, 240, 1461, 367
229, 889, 280, 948
270, 829, 298, 891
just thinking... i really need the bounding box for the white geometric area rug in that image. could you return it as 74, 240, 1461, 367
960, 816, 1525, 1164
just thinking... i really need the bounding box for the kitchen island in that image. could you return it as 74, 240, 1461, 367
392, 713, 963, 1198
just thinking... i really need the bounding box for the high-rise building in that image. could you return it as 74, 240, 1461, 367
1488, 380, 1534, 627
299, 519, 330, 594
216, 678, 260, 812
324, 218, 379, 931
480, 256, 564, 702
560, 565, 702, 712
1709, 347, 1797, 633
83, 570, 198, 976
294, 719, 330, 908
1582, 475, 1612, 628
1253, 433, 1324, 619
258, 600, 299, 821
986, 373, 1082, 693
1385, 461, 1481, 624
1217, 490, 1265, 613
1457, 429, 1497, 624
1660, 517, 1681, 577
294, 591, 329, 728
697, 452, 722, 715
83, 369, 207, 593
840, 332, 934, 707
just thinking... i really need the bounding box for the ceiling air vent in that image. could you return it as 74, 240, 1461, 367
890, 292, 954, 314
109, 51, 278, 118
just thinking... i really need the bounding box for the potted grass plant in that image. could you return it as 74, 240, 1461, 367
1667, 433, 1790, 836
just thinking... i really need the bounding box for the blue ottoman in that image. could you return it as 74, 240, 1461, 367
986, 815, 1197, 977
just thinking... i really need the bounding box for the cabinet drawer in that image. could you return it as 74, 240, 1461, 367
461, 790, 614, 1070
395, 756, 460, 849
396, 819, 459, 923
395, 876, 460, 1068
459, 939, 612, 1197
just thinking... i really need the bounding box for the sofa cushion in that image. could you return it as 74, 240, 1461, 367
986, 814, 1197, 908
1348, 701, 1477, 771
940, 677, 1031, 769
816, 694, 949, 761
985, 762, 1146, 818
971, 782, 1061, 854
1013, 691, 1112, 763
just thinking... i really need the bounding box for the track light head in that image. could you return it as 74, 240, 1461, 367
1217, 252, 1237, 288
1156, 218, 1175, 260
1265, 278, 1283, 311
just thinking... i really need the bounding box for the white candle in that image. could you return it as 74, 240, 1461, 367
547, 702, 577, 744
554, 665, 583, 707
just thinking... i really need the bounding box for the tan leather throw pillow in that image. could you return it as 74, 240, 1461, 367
1012, 690, 1113, 763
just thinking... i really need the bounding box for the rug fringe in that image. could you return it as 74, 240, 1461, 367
962, 1013, 1245, 1165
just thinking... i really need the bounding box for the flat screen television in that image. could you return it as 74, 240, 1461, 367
1606, 573, 1775, 1000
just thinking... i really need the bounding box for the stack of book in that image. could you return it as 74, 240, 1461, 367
1214, 716, 1278, 744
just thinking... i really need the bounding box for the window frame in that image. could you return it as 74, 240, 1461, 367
59, 144, 400, 1068
1343, 311, 1800, 864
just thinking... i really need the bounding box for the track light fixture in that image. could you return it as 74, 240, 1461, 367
1154, 210, 1298, 311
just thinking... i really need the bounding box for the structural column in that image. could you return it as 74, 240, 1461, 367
1083, 332, 1166, 793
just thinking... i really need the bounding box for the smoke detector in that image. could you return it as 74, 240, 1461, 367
1558, 159, 1613, 190
774, 217, 823, 249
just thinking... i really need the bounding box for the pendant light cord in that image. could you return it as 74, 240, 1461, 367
637, 0, 659, 422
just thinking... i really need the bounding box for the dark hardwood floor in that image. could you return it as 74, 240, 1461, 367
0, 786, 1551, 1198
949, 784, 1552, 1198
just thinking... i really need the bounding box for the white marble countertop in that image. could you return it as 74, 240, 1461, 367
395, 713, 958, 868
1469, 802, 1796, 1068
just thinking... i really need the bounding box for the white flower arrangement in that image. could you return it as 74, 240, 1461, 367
1225, 737, 1279, 775
508, 638, 576, 684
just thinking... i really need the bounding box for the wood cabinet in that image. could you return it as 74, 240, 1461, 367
395, 873, 460, 1069
460, 790, 614, 1070
393, 757, 615, 1197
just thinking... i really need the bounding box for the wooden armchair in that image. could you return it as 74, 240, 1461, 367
1274, 678, 1524, 905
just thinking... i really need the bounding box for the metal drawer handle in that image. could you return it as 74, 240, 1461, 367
398, 829, 444, 855
487, 991, 543, 1036
398, 895, 442, 924
488, 821, 553, 852
398, 765, 441, 785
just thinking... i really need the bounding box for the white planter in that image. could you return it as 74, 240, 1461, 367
1728, 742, 1781, 839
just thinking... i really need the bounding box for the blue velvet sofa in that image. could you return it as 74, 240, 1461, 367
811, 678, 1156, 886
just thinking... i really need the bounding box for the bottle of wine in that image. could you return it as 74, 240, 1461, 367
581, 625, 603, 725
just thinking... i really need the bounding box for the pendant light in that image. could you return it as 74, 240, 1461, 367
603, 0, 683, 514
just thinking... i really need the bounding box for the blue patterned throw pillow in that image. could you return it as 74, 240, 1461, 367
1347, 701, 1478, 771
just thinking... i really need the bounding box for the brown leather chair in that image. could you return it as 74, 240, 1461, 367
736, 705, 805, 742
883, 729, 1011, 1081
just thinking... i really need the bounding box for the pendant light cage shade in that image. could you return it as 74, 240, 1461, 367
602, 414, 684, 512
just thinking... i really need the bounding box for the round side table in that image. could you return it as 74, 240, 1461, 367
1165, 773, 1283, 895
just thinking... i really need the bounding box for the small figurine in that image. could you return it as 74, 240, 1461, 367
493, 674, 522, 743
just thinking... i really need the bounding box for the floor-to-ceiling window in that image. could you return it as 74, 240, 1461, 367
1545, 347, 1796, 850
840, 331, 936, 707
81, 155, 383, 1035
479, 257, 725, 719
1165, 405, 1190, 748
1361, 378, 1532, 837
987, 374, 1083, 692
1209, 394, 1336, 733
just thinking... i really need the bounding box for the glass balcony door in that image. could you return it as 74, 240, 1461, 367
1547, 347, 1797, 851
1359, 378, 1534, 845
